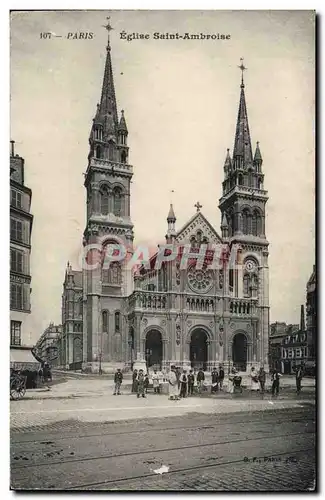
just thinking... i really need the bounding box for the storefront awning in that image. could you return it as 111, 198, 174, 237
10, 348, 39, 370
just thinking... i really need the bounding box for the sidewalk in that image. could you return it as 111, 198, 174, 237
10, 377, 315, 431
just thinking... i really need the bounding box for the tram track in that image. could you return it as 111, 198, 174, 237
11, 409, 315, 446
11, 429, 314, 471
66, 447, 315, 490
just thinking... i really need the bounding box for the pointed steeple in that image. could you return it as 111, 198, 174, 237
166, 203, 176, 241
167, 203, 176, 222
233, 59, 253, 167
254, 141, 263, 164
118, 109, 128, 133
96, 18, 119, 139
224, 148, 232, 171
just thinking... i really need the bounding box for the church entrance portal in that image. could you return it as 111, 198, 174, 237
190, 329, 208, 371
232, 333, 247, 371
145, 330, 163, 370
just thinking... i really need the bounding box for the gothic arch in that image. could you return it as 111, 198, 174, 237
228, 329, 252, 345
186, 324, 213, 344
141, 325, 167, 343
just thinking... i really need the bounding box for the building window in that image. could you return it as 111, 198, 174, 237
102, 311, 108, 333
242, 209, 250, 234
10, 218, 23, 242
115, 311, 120, 332
101, 186, 109, 215
243, 274, 249, 297
10, 321, 21, 346
121, 150, 127, 163
288, 349, 293, 359
10, 283, 23, 310
296, 348, 302, 358
102, 262, 122, 285
10, 249, 24, 273
95, 145, 102, 159
113, 188, 123, 216
11, 189, 22, 209
78, 299, 83, 316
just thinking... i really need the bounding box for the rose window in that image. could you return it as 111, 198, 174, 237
187, 266, 213, 294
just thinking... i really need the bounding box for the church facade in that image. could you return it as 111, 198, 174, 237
68, 24, 269, 374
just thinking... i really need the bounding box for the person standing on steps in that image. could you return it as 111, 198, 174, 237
218, 365, 225, 390
131, 369, 138, 393
258, 365, 266, 394
152, 369, 160, 394
188, 369, 195, 396
180, 370, 188, 398
168, 365, 179, 401
113, 368, 123, 395
211, 367, 218, 393
137, 369, 146, 398
197, 367, 205, 393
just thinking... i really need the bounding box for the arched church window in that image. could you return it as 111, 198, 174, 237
242, 209, 250, 234
101, 186, 109, 215
121, 150, 127, 163
115, 311, 120, 332
102, 311, 108, 332
113, 188, 123, 216
243, 274, 250, 297
238, 174, 243, 186
102, 262, 122, 285
108, 143, 114, 161
95, 145, 102, 159
252, 211, 257, 236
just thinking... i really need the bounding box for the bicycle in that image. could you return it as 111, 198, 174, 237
10, 372, 27, 400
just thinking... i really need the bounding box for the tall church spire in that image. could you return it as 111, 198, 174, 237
233, 59, 253, 167
96, 17, 119, 139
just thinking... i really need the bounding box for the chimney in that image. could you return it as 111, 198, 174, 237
10, 140, 15, 157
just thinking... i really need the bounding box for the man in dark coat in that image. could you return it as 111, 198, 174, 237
197, 368, 205, 393
295, 365, 304, 394
187, 370, 195, 396
132, 369, 138, 393
258, 366, 266, 394
271, 368, 281, 396
180, 370, 188, 398
211, 367, 218, 393
137, 369, 146, 398
113, 368, 123, 395
218, 365, 225, 390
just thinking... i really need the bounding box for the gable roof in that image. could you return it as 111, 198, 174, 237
175, 211, 223, 245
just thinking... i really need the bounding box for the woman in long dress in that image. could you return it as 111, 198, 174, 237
250, 367, 260, 392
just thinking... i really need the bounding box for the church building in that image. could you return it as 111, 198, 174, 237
65, 22, 270, 374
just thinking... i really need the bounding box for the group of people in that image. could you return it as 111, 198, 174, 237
113, 362, 306, 398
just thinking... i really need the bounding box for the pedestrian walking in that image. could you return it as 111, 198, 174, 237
113, 368, 123, 395
295, 365, 304, 394
132, 369, 138, 393
211, 367, 218, 393
250, 367, 260, 392
180, 370, 188, 398
271, 368, 281, 396
219, 365, 225, 390
168, 365, 179, 400
258, 365, 266, 394
137, 369, 146, 398
197, 367, 205, 393
188, 370, 195, 396
152, 370, 160, 394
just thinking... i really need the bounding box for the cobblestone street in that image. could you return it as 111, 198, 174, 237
10, 377, 316, 491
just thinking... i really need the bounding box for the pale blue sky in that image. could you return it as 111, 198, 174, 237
10, 10, 315, 342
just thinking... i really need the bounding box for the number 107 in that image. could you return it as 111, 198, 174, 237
40, 32, 52, 39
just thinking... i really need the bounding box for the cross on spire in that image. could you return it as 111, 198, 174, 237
194, 201, 202, 212
238, 57, 247, 87
102, 16, 113, 47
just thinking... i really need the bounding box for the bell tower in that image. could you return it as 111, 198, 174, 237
82, 19, 134, 373
218, 59, 269, 369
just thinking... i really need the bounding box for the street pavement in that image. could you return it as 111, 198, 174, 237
10, 376, 316, 491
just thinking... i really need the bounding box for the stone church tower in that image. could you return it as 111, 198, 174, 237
218, 61, 269, 369
82, 22, 134, 373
